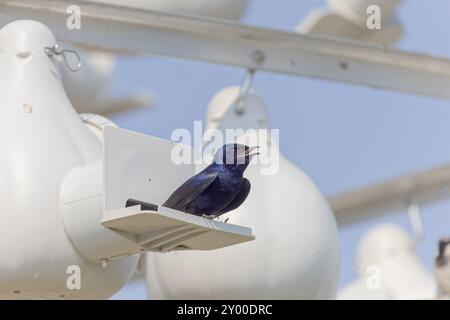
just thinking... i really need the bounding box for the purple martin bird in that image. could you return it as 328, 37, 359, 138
162, 144, 259, 219
435, 238, 450, 298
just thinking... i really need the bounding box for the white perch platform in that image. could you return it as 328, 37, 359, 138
61, 126, 255, 263
102, 205, 254, 253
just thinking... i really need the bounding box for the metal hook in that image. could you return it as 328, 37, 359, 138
407, 200, 423, 244
235, 69, 256, 115
44, 43, 82, 72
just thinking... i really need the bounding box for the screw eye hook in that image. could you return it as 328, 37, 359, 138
44, 43, 82, 72
235, 68, 256, 115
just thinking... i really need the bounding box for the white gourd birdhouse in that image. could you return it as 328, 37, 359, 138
0, 20, 139, 299
339, 224, 436, 300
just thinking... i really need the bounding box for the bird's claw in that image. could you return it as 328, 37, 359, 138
201, 214, 219, 220
201, 215, 229, 223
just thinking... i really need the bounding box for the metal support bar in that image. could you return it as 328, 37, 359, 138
235, 69, 256, 115
329, 164, 450, 226
2, 0, 450, 99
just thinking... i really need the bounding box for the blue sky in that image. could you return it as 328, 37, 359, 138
111, 0, 450, 298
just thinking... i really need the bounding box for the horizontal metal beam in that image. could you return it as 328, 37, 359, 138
2, 0, 450, 100
328, 164, 450, 227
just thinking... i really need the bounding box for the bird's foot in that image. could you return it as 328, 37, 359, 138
201, 214, 219, 220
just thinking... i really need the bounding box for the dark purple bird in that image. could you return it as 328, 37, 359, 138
162, 143, 259, 219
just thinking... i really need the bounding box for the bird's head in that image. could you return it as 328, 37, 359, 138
213, 143, 259, 170
436, 238, 450, 267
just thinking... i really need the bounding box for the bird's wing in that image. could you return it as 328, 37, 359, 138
162, 171, 218, 211
218, 178, 251, 214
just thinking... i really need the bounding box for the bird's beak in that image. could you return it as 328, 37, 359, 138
244, 146, 260, 158
438, 239, 450, 259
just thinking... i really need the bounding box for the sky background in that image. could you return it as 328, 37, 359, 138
110, 0, 450, 299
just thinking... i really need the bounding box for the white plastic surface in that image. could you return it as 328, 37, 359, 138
80, 113, 119, 140
104, 126, 194, 212
145, 87, 340, 299
0, 20, 137, 299
60, 161, 143, 262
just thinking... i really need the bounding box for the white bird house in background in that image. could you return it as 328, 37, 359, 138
297, 0, 403, 45
339, 224, 436, 300
145, 87, 340, 299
